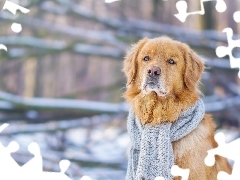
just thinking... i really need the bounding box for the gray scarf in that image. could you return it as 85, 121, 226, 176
126, 99, 205, 180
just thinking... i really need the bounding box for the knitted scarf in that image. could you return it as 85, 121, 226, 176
126, 99, 205, 180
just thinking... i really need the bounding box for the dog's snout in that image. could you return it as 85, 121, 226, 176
147, 66, 161, 77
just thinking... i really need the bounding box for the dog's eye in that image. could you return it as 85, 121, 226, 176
143, 56, 150, 61
168, 59, 175, 64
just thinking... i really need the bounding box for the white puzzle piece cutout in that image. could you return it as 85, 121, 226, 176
105, 0, 121, 3
0, 44, 8, 51
2, 0, 30, 14
155, 177, 165, 180
11, 22, 22, 33
81, 175, 92, 180
174, 0, 226, 22
21, 142, 43, 174
2, 0, 30, 33
204, 132, 240, 180
0, 124, 73, 180
233, 11, 240, 23
0, 123, 9, 132
215, 28, 240, 78
171, 165, 190, 180
0, 141, 20, 173
154, 165, 190, 180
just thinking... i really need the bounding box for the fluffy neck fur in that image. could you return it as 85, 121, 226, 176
124, 86, 199, 125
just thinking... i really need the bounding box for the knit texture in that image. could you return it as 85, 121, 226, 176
126, 99, 205, 180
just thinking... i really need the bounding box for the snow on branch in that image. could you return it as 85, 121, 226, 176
0, 91, 128, 114
0, 36, 67, 50
0, 12, 127, 50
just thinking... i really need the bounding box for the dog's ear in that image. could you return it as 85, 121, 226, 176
182, 44, 205, 91
123, 38, 148, 85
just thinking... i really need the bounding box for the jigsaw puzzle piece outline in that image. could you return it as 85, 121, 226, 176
174, 0, 227, 22
217, 161, 240, 180
155, 177, 165, 180
0, 44, 8, 51
39, 160, 71, 180
205, 132, 240, 164
171, 165, 190, 180
11, 23, 22, 33
0, 141, 21, 177
0, 123, 73, 179
154, 165, 190, 180
105, 0, 121, 3
215, 28, 240, 78
21, 142, 43, 173
204, 132, 240, 180
81, 176, 92, 180
2, 0, 30, 33
59, 160, 71, 174
0, 123, 9, 132
2, 0, 30, 15
0, 124, 20, 172
233, 11, 240, 23
19, 142, 72, 179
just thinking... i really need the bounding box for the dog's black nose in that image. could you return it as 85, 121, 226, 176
147, 66, 161, 77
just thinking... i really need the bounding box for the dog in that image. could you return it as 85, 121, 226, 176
123, 37, 232, 180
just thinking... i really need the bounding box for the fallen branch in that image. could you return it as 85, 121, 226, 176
0, 114, 116, 135
0, 91, 128, 114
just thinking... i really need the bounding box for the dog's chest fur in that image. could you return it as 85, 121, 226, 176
172, 115, 219, 179
173, 116, 213, 158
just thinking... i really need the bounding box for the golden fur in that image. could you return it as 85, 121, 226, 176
123, 37, 232, 179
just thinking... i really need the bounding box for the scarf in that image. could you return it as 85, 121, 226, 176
126, 99, 205, 180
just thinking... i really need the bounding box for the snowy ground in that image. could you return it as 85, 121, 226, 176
0, 115, 238, 180
0, 115, 129, 180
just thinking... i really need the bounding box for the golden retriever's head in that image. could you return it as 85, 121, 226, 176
123, 37, 204, 99
123, 37, 205, 124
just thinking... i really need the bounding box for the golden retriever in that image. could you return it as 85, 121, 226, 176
123, 37, 232, 180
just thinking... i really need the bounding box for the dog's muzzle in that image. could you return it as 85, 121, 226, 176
142, 66, 167, 96
145, 66, 161, 88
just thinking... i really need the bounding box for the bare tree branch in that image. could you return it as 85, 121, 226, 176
52, 0, 240, 52
0, 114, 116, 134
0, 36, 67, 50
0, 91, 128, 114
0, 13, 128, 50
205, 96, 240, 112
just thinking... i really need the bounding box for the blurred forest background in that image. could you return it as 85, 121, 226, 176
0, 0, 240, 179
